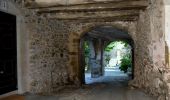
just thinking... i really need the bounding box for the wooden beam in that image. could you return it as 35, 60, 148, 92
44, 10, 139, 19
37, 7, 145, 14
26, 0, 148, 9
46, 10, 139, 22
48, 16, 138, 23
28, 0, 148, 21
26, 0, 140, 8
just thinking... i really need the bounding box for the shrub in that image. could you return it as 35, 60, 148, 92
119, 54, 132, 73
105, 54, 111, 64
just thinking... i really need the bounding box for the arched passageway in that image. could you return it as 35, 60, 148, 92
0, 0, 168, 100
79, 26, 134, 85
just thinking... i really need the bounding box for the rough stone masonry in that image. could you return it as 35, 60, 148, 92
1, 0, 170, 100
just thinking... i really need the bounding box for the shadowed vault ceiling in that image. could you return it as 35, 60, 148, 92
85, 26, 133, 42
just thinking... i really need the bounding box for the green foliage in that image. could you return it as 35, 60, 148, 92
105, 54, 111, 64
84, 41, 90, 57
119, 40, 130, 48
119, 54, 132, 73
84, 41, 90, 72
123, 42, 129, 47
104, 42, 116, 52
104, 41, 129, 52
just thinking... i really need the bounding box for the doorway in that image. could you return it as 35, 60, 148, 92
0, 11, 17, 94
79, 26, 134, 85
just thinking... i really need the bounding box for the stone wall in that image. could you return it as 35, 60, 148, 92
29, 19, 70, 93
129, 0, 170, 99
0, 2, 138, 94
3, 0, 170, 99
28, 18, 137, 93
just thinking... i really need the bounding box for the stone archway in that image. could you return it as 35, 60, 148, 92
68, 21, 136, 85
68, 23, 136, 85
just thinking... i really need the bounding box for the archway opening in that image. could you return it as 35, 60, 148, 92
103, 41, 132, 80
80, 26, 134, 85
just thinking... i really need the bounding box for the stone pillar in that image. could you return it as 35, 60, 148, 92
89, 39, 96, 59
95, 39, 103, 76
88, 38, 103, 78
88, 39, 97, 78
101, 40, 104, 76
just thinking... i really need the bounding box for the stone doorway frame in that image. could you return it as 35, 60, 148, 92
0, 1, 29, 94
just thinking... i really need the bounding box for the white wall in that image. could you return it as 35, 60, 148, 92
165, 5, 170, 65
165, 6, 170, 49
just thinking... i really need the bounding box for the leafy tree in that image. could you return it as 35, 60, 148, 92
84, 41, 90, 72
104, 42, 116, 52
119, 53, 132, 73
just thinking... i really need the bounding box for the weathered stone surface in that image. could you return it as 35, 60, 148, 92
129, 0, 170, 99
27, 17, 138, 93
2, 0, 170, 100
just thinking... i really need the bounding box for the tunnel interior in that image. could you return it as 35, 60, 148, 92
79, 26, 134, 85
